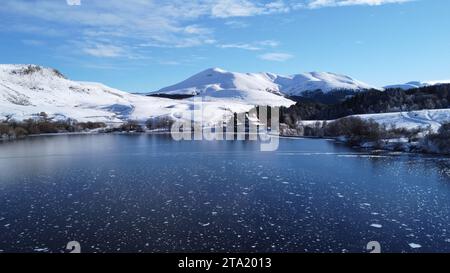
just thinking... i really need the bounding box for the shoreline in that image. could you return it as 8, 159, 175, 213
279, 133, 450, 157
2, 130, 449, 157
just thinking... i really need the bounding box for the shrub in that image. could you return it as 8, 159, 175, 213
13, 127, 28, 138
303, 121, 325, 137
121, 120, 144, 132
0, 123, 10, 135
423, 123, 450, 154
76, 122, 106, 131
384, 125, 422, 142
0, 115, 107, 140
324, 117, 384, 145
18, 65, 42, 75
37, 120, 58, 134
146, 116, 174, 131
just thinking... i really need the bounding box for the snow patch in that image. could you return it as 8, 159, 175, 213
408, 243, 422, 249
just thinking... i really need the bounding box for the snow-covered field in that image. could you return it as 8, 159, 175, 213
356, 109, 450, 132
301, 109, 450, 132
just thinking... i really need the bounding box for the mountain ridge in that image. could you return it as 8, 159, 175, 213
0, 64, 293, 124
151, 67, 379, 97
384, 80, 450, 90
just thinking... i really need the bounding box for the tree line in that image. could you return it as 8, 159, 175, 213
0, 112, 106, 140
280, 84, 450, 128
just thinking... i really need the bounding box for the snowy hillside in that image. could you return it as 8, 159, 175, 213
152, 68, 378, 98
301, 109, 450, 132
384, 80, 450, 90
0, 64, 292, 125
356, 109, 450, 132
0, 64, 173, 123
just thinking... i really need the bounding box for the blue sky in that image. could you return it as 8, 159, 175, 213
0, 0, 449, 92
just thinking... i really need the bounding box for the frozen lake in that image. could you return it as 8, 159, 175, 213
0, 134, 450, 253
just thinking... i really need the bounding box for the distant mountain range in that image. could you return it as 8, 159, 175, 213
0, 64, 293, 124
384, 80, 450, 90
150, 67, 378, 97
1, 64, 449, 124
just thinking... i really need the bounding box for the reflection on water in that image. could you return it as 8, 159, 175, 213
0, 134, 449, 253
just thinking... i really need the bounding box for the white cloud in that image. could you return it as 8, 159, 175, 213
224, 20, 250, 28
308, 0, 412, 9
219, 43, 262, 51
218, 40, 279, 51
258, 40, 280, 47
0, 0, 414, 59
66, 0, 81, 6
0, 0, 219, 54
210, 0, 291, 18
82, 44, 125, 58
211, 0, 263, 18
259, 52, 293, 61
263, 1, 291, 13
184, 25, 211, 35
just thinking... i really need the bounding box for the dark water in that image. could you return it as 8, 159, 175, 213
0, 134, 450, 253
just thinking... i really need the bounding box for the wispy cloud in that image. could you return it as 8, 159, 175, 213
211, 0, 264, 18
224, 20, 250, 28
219, 43, 262, 51
258, 40, 280, 47
0, 0, 220, 57
218, 40, 279, 51
159, 60, 181, 66
82, 44, 125, 58
307, 0, 412, 9
22, 39, 45, 46
0, 0, 414, 60
259, 52, 294, 62
66, 0, 81, 6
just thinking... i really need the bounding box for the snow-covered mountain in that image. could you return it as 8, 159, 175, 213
157, 68, 281, 96
274, 71, 377, 96
0, 64, 170, 123
2, 64, 450, 134
1, 65, 378, 124
153, 68, 294, 107
151, 68, 378, 98
384, 80, 450, 90
0, 64, 293, 124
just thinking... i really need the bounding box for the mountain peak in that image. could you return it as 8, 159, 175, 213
196, 67, 228, 76
1, 64, 66, 79
208, 67, 227, 73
